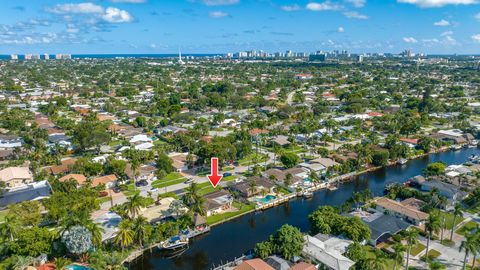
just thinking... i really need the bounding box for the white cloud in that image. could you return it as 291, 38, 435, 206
102, 7, 133, 23
397, 0, 478, 8
441, 30, 453, 36
343, 11, 368, 19
338, 26, 345, 32
48, 3, 104, 14
472, 34, 480, 43
203, 0, 239, 6
403, 37, 418, 43
281, 4, 301, 11
209, 11, 229, 18
433, 19, 450, 26
346, 0, 366, 7
306, 2, 343, 11
47, 3, 133, 24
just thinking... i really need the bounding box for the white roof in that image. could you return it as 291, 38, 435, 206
0, 167, 32, 182
303, 235, 354, 270
438, 129, 464, 137
135, 142, 154, 150
129, 134, 152, 143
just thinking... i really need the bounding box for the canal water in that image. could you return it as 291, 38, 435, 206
130, 148, 480, 270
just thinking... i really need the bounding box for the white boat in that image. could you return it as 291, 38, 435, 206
159, 236, 189, 250
398, 158, 408, 165
302, 191, 313, 198
450, 145, 462, 150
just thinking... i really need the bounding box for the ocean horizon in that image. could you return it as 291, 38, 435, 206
0, 53, 223, 60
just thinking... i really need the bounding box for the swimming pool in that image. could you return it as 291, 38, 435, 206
258, 195, 276, 203
67, 265, 91, 270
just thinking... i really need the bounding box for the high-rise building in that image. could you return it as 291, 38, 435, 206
10, 54, 18, 60
44, 54, 50, 60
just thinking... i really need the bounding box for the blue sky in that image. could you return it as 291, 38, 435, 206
1, 0, 480, 54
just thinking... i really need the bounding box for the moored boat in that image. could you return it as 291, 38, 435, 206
159, 236, 189, 250
398, 158, 408, 165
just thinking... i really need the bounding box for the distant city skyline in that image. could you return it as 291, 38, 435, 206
1, 0, 480, 54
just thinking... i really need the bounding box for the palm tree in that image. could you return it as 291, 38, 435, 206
249, 179, 257, 195
125, 192, 144, 218
0, 215, 19, 242
451, 203, 463, 241
114, 220, 134, 251
14, 256, 35, 270
392, 242, 406, 270
54, 257, 72, 270
183, 182, 206, 216
367, 249, 388, 270
404, 228, 419, 270
132, 216, 151, 247
460, 231, 479, 270
425, 212, 442, 262
86, 221, 105, 247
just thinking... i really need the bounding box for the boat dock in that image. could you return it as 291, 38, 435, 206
123, 227, 210, 264
255, 193, 296, 210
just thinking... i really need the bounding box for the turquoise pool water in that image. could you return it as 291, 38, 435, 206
67, 265, 91, 270
258, 195, 276, 203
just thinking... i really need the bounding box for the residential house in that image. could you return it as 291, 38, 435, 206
58, 174, 87, 185
169, 152, 197, 172
92, 174, 118, 188
46, 158, 77, 175
0, 166, 33, 188
229, 177, 276, 198
356, 211, 411, 246
0, 135, 22, 148
235, 259, 275, 270
302, 234, 354, 270
203, 190, 233, 217
0, 180, 52, 209
420, 180, 468, 203
373, 197, 428, 225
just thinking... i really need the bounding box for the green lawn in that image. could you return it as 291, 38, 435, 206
206, 202, 255, 225
156, 192, 179, 200
456, 220, 478, 236
410, 243, 426, 256
151, 172, 187, 188
281, 145, 306, 154
421, 249, 441, 260
238, 153, 268, 166
0, 210, 9, 222
198, 186, 222, 196
223, 175, 236, 182
363, 246, 396, 270
438, 211, 464, 230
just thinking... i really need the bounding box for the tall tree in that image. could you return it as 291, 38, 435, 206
404, 228, 419, 270
451, 203, 463, 241
425, 212, 441, 262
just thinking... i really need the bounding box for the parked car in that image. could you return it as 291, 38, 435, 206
135, 180, 148, 187
223, 172, 232, 177
184, 179, 194, 184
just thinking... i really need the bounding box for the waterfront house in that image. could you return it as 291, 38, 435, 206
289, 262, 316, 270
203, 190, 233, 217
263, 168, 303, 186
355, 210, 411, 246
229, 177, 276, 198
235, 259, 275, 270
0, 166, 33, 188
373, 197, 428, 225
302, 234, 354, 270
420, 180, 468, 203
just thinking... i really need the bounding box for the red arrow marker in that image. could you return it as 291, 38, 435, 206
207, 157, 223, 188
